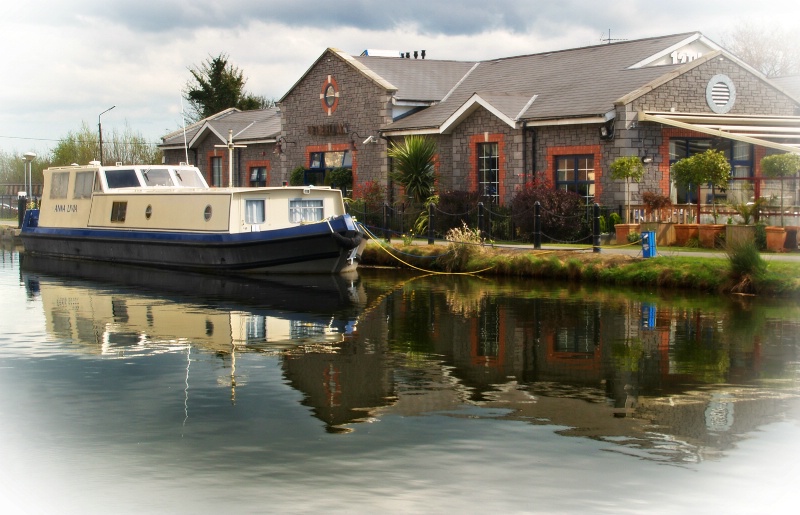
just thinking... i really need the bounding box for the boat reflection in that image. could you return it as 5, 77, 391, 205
21, 254, 365, 357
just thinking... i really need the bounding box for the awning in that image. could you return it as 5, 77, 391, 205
638, 111, 800, 154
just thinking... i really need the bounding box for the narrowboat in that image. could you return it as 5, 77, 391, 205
20, 163, 366, 274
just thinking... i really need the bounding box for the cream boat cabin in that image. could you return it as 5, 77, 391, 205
21, 163, 366, 274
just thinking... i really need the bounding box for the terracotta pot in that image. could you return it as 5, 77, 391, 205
785, 226, 799, 250
673, 224, 698, 247
614, 223, 639, 245
765, 226, 786, 252
698, 224, 725, 249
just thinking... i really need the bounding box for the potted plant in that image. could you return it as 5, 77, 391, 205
609, 156, 646, 243
640, 191, 674, 245
671, 149, 731, 248
761, 152, 800, 251
725, 196, 769, 248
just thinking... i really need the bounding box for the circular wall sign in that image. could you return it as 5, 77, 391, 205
706, 74, 736, 114
320, 76, 340, 116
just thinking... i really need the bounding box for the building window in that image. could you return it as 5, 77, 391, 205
307, 151, 352, 186
555, 156, 595, 203
211, 156, 222, 187
669, 138, 752, 203
289, 199, 324, 223
250, 167, 267, 187
477, 143, 499, 203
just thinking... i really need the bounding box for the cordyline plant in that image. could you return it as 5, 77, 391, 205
671, 149, 731, 223
388, 135, 438, 205
761, 152, 800, 226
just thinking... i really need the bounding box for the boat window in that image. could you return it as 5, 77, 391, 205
245, 199, 266, 224
73, 171, 95, 199
142, 168, 174, 187
175, 168, 207, 188
110, 201, 127, 222
289, 199, 324, 223
105, 169, 141, 188
50, 172, 70, 199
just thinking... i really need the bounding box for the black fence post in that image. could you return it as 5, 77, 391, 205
477, 202, 484, 243
534, 201, 541, 250
428, 202, 435, 244
593, 203, 601, 253
399, 203, 404, 238
17, 193, 26, 229
383, 202, 390, 242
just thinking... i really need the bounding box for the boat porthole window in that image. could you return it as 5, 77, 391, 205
145, 205, 152, 220
204, 205, 213, 221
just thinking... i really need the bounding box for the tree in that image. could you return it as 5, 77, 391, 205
49, 122, 161, 167
609, 156, 646, 223
761, 152, 800, 226
722, 22, 800, 77
388, 135, 437, 205
184, 53, 268, 121
671, 149, 731, 223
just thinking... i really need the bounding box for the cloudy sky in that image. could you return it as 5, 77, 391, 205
1, 0, 797, 155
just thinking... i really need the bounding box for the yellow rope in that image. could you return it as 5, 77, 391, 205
360, 225, 494, 275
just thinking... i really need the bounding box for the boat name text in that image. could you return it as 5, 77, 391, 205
54, 204, 79, 213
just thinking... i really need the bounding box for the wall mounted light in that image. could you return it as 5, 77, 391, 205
641, 155, 653, 164
348, 131, 376, 152
273, 136, 295, 155
599, 119, 615, 141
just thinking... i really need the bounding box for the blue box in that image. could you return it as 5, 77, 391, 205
641, 231, 657, 258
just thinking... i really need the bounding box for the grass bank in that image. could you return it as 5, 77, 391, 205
360, 240, 800, 298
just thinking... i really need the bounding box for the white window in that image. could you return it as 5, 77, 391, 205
289, 199, 324, 223
245, 199, 266, 224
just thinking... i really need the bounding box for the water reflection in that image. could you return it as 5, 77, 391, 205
16, 253, 800, 460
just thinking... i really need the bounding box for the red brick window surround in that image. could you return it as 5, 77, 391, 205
545, 145, 603, 200
320, 76, 340, 116
248, 160, 271, 187
468, 133, 506, 204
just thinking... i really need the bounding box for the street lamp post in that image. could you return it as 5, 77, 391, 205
21, 152, 36, 228
98, 105, 116, 165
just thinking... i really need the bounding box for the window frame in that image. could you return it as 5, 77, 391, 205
477, 142, 500, 203
289, 198, 324, 223
555, 155, 595, 203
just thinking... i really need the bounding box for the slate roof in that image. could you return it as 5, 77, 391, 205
161, 107, 280, 147
377, 32, 704, 132
351, 56, 477, 103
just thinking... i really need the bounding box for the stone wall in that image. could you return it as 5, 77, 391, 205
279, 50, 392, 188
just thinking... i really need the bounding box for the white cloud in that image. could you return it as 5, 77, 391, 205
1, 0, 798, 155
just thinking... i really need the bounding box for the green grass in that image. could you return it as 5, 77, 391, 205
361, 241, 800, 297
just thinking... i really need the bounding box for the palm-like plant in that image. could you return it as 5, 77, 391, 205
388, 136, 437, 204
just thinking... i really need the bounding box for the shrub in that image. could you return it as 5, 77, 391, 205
437, 222, 482, 272
627, 231, 640, 243
289, 166, 305, 186
511, 183, 590, 243
435, 190, 481, 231
326, 167, 352, 193
726, 240, 767, 294
608, 212, 622, 232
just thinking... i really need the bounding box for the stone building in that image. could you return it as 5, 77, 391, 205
161, 32, 800, 211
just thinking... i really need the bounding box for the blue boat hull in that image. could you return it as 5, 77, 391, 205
20, 210, 365, 274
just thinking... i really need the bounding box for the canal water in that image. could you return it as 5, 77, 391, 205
1, 247, 799, 514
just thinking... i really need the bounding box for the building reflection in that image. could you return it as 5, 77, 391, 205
20, 258, 800, 460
